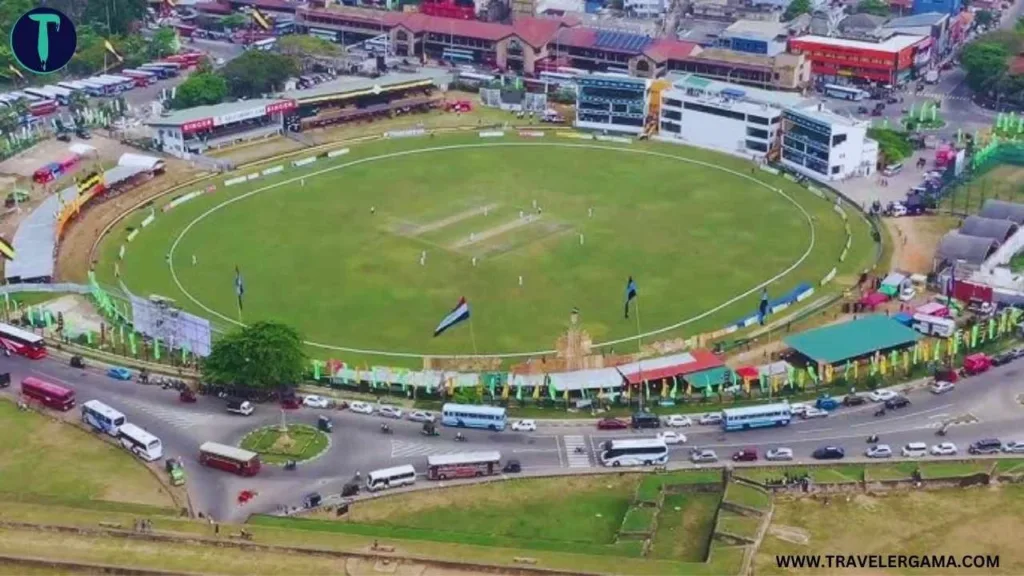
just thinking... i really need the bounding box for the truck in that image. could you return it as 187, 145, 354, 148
165, 457, 186, 486
924, 70, 939, 84
226, 398, 254, 416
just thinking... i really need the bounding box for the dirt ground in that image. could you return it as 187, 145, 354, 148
0, 135, 129, 179
884, 214, 959, 275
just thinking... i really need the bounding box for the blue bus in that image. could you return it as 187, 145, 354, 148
441, 403, 507, 431
82, 399, 127, 436
722, 402, 792, 431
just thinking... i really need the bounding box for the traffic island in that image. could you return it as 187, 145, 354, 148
239, 424, 330, 465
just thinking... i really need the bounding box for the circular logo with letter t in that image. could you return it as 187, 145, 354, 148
10, 7, 77, 75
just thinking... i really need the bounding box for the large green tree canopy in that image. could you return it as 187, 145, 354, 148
220, 51, 299, 99
171, 72, 228, 109
202, 322, 306, 389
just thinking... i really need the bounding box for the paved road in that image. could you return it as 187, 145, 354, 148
4, 352, 1024, 522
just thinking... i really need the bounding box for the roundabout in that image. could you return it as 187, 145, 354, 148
103, 134, 866, 361
238, 423, 331, 465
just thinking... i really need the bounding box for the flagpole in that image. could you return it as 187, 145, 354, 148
635, 294, 644, 413
469, 314, 478, 355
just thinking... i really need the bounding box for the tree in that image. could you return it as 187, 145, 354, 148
277, 35, 342, 59
783, 0, 812, 22
202, 322, 306, 389
961, 40, 1010, 93
149, 27, 179, 60
220, 14, 248, 30
44, 0, 148, 36
171, 72, 228, 109
856, 0, 890, 16
976, 10, 995, 28
220, 51, 298, 98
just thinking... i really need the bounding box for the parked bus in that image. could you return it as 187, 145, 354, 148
78, 79, 114, 96
441, 403, 507, 431
911, 313, 955, 338
721, 402, 792, 431
44, 85, 72, 105
0, 323, 47, 359
165, 52, 203, 67
599, 438, 669, 467
198, 441, 261, 476
139, 64, 177, 79
24, 87, 58, 102
21, 377, 75, 411
98, 75, 135, 92
57, 80, 89, 93
823, 84, 868, 101
426, 451, 501, 480
118, 423, 163, 461
121, 69, 157, 86
246, 37, 277, 52
28, 100, 58, 117
81, 400, 127, 436
366, 464, 417, 491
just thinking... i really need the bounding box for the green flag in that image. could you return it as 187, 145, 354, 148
154, 337, 161, 360
971, 324, 979, 348
129, 331, 137, 356
119, 324, 125, 345
488, 375, 496, 398
806, 365, 818, 383
989, 318, 996, 341
890, 350, 898, 369
670, 377, 678, 399
312, 360, 321, 380
516, 382, 523, 401
912, 343, 919, 365
786, 364, 796, 386
182, 342, 190, 364
844, 360, 851, 379
547, 377, 557, 400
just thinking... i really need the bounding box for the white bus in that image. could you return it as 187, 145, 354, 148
441, 403, 507, 431
248, 38, 277, 52
823, 84, 868, 101
24, 87, 59, 102
118, 423, 163, 461
911, 313, 955, 338
426, 451, 501, 480
44, 85, 72, 105
599, 438, 669, 467
366, 464, 417, 491
722, 402, 792, 431
81, 400, 126, 436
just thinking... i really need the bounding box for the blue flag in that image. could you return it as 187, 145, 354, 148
758, 288, 769, 326
624, 276, 637, 319
234, 266, 245, 311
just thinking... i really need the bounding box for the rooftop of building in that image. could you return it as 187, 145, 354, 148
667, 72, 811, 108
691, 46, 774, 68
784, 315, 922, 365
882, 12, 950, 28
229, 0, 298, 12
838, 13, 887, 32
279, 69, 450, 102
790, 33, 928, 52
676, 19, 731, 45
722, 19, 789, 40
789, 102, 865, 127
147, 98, 286, 126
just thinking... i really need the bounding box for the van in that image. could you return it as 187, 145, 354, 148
882, 163, 903, 177
901, 442, 928, 457
366, 464, 417, 491
226, 398, 254, 416
631, 411, 661, 429
969, 438, 1002, 455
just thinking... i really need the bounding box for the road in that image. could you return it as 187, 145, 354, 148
3, 351, 1024, 523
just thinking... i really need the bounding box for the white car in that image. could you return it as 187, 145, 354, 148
899, 286, 917, 302
511, 419, 537, 432
690, 449, 718, 463
789, 403, 810, 417
866, 444, 893, 458
930, 381, 955, 394
1003, 441, 1024, 454
901, 442, 928, 457
868, 389, 898, 402
378, 405, 403, 419
302, 395, 330, 409
665, 414, 693, 427
698, 413, 722, 426
765, 447, 794, 461
930, 442, 958, 456
407, 410, 435, 423
349, 401, 374, 415
657, 431, 687, 445
802, 407, 829, 419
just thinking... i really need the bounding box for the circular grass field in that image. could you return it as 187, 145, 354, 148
239, 424, 330, 465
104, 134, 872, 360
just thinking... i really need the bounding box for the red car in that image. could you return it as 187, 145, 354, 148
597, 418, 629, 430
732, 448, 758, 462
280, 396, 301, 410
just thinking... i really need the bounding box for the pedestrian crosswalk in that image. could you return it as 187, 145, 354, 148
117, 397, 214, 430
898, 89, 971, 102
563, 435, 593, 468
390, 440, 472, 459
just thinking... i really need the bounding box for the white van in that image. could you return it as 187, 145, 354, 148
901, 442, 928, 458
366, 464, 417, 492
911, 313, 955, 338
882, 163, 903, 177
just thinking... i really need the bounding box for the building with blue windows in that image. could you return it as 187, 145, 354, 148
781, 106, 878, 182
574, 74, 650, 135
717, 20, 789, 57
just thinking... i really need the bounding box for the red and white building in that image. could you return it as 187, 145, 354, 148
147, 99, 296, 159
787, 34, 931, 86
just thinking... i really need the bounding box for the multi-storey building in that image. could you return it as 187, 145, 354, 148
781, 105, 878, 181
574, 74, 650, 134
787, 33, 930, 85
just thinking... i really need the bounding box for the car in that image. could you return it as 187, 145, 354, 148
765, 447, 794, 461
930, 442, 958, 456
302, 395, 330, 409
802, 407, 829, 419
868, 389, 898, 402
107, 366, 133, 381
899, 286, 917, 302
511, 419, 537, 432
991, 351, 1016, 367
348, 401, 374, 415
657, 431, 686, 445
969, 438, 1003, 455
885, 396, 911, 410
407, 410, 435, 423
597, 418, 629, 430
842, 394, 866, 407
690, 448, 718, 463
930, 381, 955, 394
812, 446, 845, 460
502, 459, 522, 474
698, 413, 723, 426
732, 448, 758, 462
1003, 441, 1024, 454
1010, 347, 1024, 360
865, 444, 893, 458
901, 442, 928, 457
378, 405, 403, 419
665, 414, 693, 427
789, 403, 810, 416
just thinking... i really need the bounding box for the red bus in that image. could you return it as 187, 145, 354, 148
21, 377, 75, 411
28, 99, 58, 117
0, 322, 47, 359
426, 451, 501, 480
165, 52, 203, 67
199, 442, 261, 476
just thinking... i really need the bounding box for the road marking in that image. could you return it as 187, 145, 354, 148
389, 440, 476, 459
115, 397, 214, 430
562, 435, 592, 468
555, 435, 565, 468
511, 448, 558, 454
797, 428, 832, 434
928, 413, 949, 420
849, 404, 952, 429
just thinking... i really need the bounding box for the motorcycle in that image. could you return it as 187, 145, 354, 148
866, 435, 879, 444
454, 433, 467, 443
936, 427, 948, 437
874, 408, 886, 417
380, 424, 392, 435
284, 460, 297, 471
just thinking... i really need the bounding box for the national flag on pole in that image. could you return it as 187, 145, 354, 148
434, 297, 470, 337
758, 288, 769, 325
7, 65, 24, 80
624, 276, 637, 319
251, 7, 273, 30
103, 39, 123, 62
234, 266, 245, 311
0, 236, 15, 261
